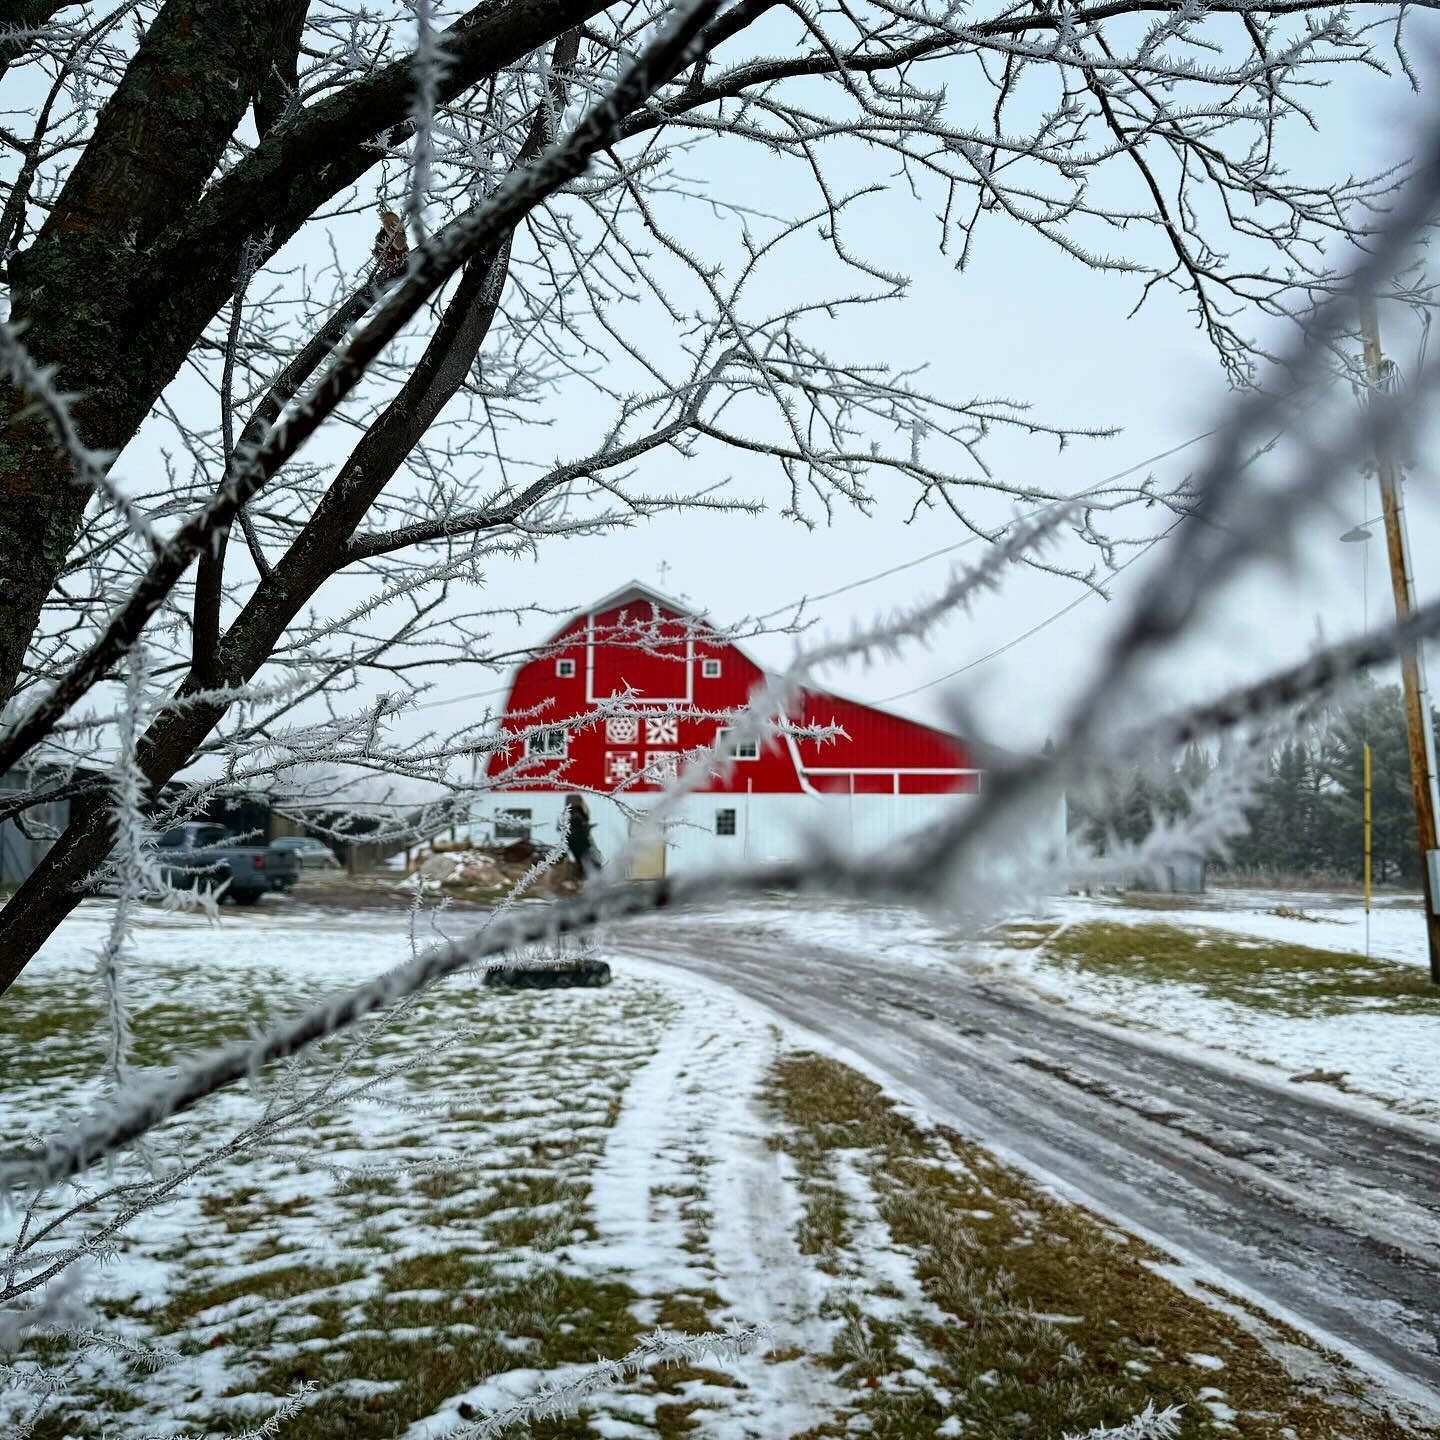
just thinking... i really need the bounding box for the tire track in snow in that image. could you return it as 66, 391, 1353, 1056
581, 982, 849, 1436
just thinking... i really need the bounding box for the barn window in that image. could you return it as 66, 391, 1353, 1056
717, 727, 759, 760
525, 727, 567, 758
716, 808, 737, 836
556, 658, 576, 677
495, 808, 532, 840
701, 658, 722, 678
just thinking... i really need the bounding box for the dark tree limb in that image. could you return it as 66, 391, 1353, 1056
0, 0, 335, 708
0, 0, 605, 711
252, 0, 310, 138
0, 0, 75, 86
0, 11, 689, 994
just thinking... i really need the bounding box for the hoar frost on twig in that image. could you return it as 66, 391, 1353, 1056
448, 1325, 769, 1437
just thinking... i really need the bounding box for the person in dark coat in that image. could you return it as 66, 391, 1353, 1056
563, 794, 600, 876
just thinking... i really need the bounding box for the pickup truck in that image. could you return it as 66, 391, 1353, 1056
153, 823, 300, 904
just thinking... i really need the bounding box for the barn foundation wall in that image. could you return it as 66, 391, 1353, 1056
470, 789, 1066, 882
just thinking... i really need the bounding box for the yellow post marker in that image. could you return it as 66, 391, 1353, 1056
1364, 741, 1373, 956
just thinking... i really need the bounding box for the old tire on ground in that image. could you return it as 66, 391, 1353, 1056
483, 958, 612, 991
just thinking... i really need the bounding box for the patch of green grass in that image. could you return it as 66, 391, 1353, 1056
1, 994, 102, 1053
1041, 920, 1440, 1015
475, 1172, 587, 1216
198, 1190, 314, 1239
243, 1235, 301, 1265
796, 1182, 848, 1264
485, 1201, 586, 1250
650, 1362, 742, 1438
423, 1172, 593, 1239
129, 1001, 287, 1064
382, 1249, 491, 1292
772, 1052, 1435, 1440
829, 1301, 907, 1381
239, 1271, 644, 1440
1, 970, 321, 1091
414, 1167, 473, 1201
654, 1291, 724, 1333
26, 1385, 148, 1440
157, 1262, 366, 1329
334, 1172, 400, 1198
198, 1186, 264, 1217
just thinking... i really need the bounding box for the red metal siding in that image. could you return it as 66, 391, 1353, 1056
793, 691, 973, 772
486, 587, 980, 798
589, 601, 693, 702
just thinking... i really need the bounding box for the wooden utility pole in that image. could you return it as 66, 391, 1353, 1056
1359, 297, 1440, 984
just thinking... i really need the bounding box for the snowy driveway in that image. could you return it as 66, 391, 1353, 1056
614, 914, 1440, 1406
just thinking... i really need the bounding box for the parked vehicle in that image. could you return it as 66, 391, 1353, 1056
153, 823, 300, 904
268, 836, 342, 883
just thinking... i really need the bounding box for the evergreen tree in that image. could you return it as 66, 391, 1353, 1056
1317, 682, 1418, 883
1066, 679, 1435, 884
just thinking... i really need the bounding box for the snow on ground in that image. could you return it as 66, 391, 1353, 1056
7, 893, 1437, 1437
1017, 892, 1440, 1121
1054, 888, 1433, 970
678, 885, 1436, 974
679, 889, 1440, 1122
0, 901, 860, 1438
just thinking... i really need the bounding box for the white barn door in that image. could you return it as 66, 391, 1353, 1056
627, 817, 667, 880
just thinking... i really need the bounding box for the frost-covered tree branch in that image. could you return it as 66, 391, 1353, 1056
2, 0, 1418, 991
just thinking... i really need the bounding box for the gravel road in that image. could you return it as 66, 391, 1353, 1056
616, 916, 1440, 1406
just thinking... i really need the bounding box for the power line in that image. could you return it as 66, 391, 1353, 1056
874, 408, 1330, 704
406, 426, 1216, 716
876, 525, 1176, 704
407, 679, 512, 713
754, 426, 1215, 620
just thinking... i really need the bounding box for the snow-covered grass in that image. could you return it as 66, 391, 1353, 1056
980, 894, 1440, 1120
3, 901, 1435, 1438
1027, 917, 1436, 1012
767, 1052, 1428, 1439
3, 903, 791, 1439
1059, 890, 1435, 974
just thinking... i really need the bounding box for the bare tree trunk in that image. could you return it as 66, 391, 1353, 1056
0, 0, 601, 707
0, 240, 515, 994
0, 0, 303, 705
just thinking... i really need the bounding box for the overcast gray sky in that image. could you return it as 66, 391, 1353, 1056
39, 10, 1438, 774
373, 28, 1440, 758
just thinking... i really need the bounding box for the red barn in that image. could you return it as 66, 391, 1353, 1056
477, 581, 993, 875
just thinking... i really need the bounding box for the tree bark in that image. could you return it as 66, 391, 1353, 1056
0, 241, 514, 997
0, 0, 604, 710
0, 0, 313, 707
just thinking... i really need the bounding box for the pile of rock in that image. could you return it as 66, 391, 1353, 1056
397, 840, 581, 899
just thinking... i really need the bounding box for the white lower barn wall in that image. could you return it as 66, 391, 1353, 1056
472, 788, 1066, 880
